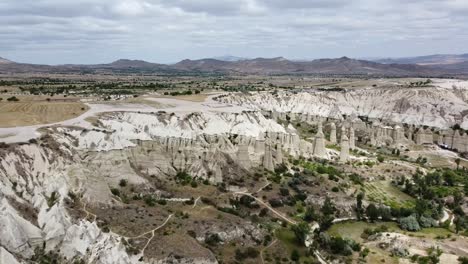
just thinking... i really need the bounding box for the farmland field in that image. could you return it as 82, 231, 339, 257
363, 181, 415, 208
0, 99, 88, 127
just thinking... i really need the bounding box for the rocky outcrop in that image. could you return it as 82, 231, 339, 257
415, 128, 434, 145
218, 85, 468, 129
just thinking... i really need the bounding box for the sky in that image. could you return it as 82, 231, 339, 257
1, 0, 468, 64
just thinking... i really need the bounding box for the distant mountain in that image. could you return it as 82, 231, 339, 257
173, 56, 438, 76
0, 58, 171, 74
105, 59, 167, 69
210, 55, 248, 62
374, 53, 468, 65
430, 61, 468, 72
0, 56, 466, 76
0, 57, 13, 64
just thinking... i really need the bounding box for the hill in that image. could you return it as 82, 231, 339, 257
0, 56, 465, 76
374, 53, 468, 65
0, 57, 13, 64
173, 56, 438, 76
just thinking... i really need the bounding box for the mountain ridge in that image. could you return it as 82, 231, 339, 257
0, 55, 466, 76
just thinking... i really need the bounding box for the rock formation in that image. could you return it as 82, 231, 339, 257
330, 122, 337, 144
263, 144, 275, 171
313, 122, 326, 158
237, 143, 251, 169
340, 133, 350, 162
349, 126, 355, 149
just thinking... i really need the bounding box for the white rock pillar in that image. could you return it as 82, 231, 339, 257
313, 122, 326, 158
237, 144, 251, 169
330, 122, 337, 144
340, 133, 350, 162
254, 132, 266, 154
349, 126, 355, 149
275, 143, 283, 164
263, 144, 275, 171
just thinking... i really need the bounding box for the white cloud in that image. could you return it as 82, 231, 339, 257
0, 0, 467, 64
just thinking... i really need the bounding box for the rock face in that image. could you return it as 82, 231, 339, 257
0, 109, 297, 264
415, 128, 434, 145
218, 82, 468, 129
392, 125, 405, 144
313, 123, 326, 158
0, 247, 21, 264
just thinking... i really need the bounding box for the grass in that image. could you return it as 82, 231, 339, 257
275, 228, 316, 262
328, 220, 454, 242
327, 221, 452, 264
327, 221, 400, 243
363, 181, 415, 208
409, 227, 453, 239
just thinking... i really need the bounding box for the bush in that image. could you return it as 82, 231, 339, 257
205, 233, 221, 246
399, 215, 421, 231
110, 188, 120, 197
290, 249, 300, 261
459, 256, 468, 264
7, 96, 19, 102
190, 181, 198, 188
143, 195, 156, 206
329, 236, 353, 256
377, 156, 385, 163
419, 215, 437, 228
269, 198, 283, 208
119, 179, 127, 187
235, 247, 259, 261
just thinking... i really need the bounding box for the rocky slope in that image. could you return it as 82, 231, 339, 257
0, 109, 296, 263
217, 80, 468, 129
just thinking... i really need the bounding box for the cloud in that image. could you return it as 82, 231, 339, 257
0, 0, 467, 64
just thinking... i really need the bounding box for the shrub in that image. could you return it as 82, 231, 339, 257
419, 215, 437, 228
205, 233, 221, 246
190, 181, 198, 188
399, 215, 421, 231
377, 156, 385, 163
110, 188, 120, 197
119, 179, 127, 187
143, 195, 156, 206
290, 249, 300, 261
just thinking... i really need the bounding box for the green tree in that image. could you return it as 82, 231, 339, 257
356, 192, 365, 220
366, 203, 380, 221
290, 249, 300, 261
291, 222, 310, 245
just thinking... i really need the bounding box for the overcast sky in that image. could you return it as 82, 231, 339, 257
1, 0, 468, 64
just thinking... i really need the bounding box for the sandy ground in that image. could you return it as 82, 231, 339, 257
0, 93, 248, 143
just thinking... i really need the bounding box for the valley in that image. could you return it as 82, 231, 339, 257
1, 74, 468, 264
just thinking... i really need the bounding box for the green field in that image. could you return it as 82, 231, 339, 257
328, 221, 454, 242
275, 228, 316, 262
327, 221, 400, 243
363, 181, 415, 208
